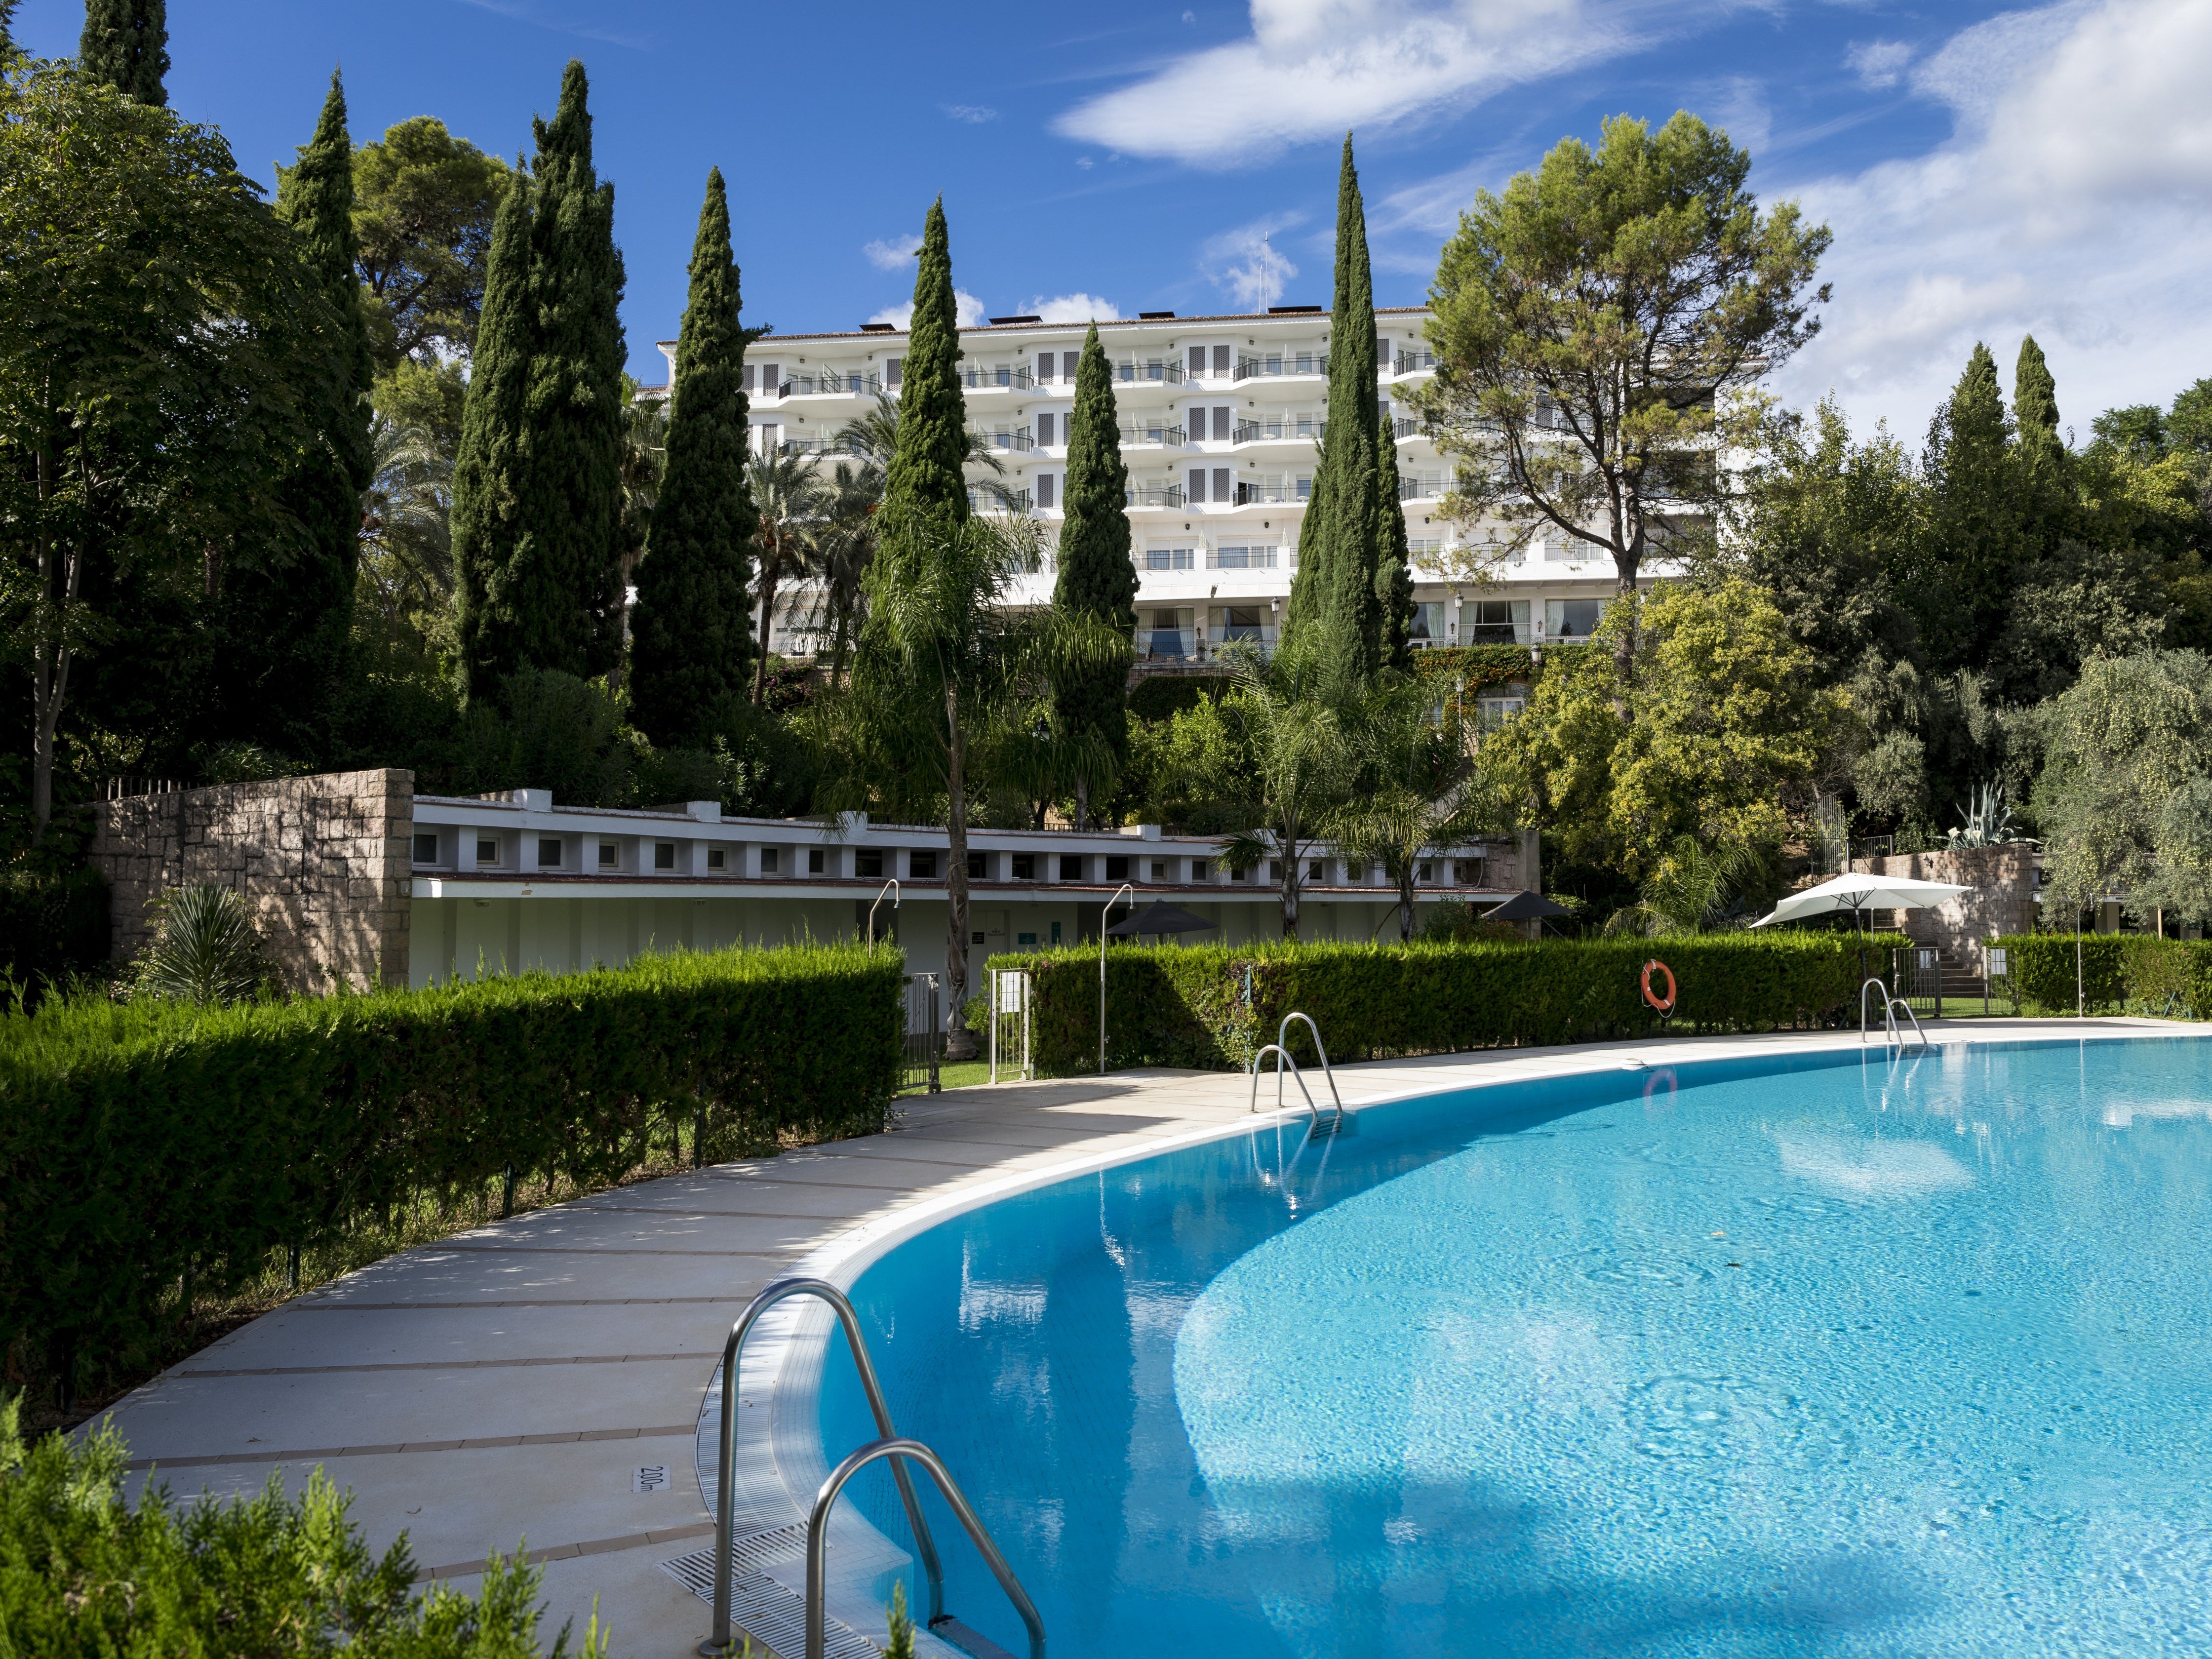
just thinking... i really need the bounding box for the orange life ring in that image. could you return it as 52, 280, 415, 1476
1641, 958, 1677, 1015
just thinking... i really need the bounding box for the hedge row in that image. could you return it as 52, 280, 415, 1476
0, 942, 904, 1391
1989, 933, 2211, 1016
983, 934, 1868, 1076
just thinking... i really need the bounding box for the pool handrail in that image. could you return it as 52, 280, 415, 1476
1890, 995, 1932, 1054
1860, 975, 1931, 1055
700, 1277, 945, 1655
807, 1436, 1046, 1659
1859, 977, 1890, 1044
1276, 1011, 1345, 1126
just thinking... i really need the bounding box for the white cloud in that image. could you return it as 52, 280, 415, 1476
1844, 38, 1915, 88
1024, 293, 1124, 323
1777, 0, 2212, 438
1200, 214, 1303, 309
866, 290, 989, 330
861, 234, 921, 272
944, 104, 999, 123
1054, 0, 1665, 168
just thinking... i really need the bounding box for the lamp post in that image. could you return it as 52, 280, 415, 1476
1100, 881, 1134, 1075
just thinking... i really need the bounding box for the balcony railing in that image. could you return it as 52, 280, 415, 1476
1233, 417, 1313, 443
957, 365, 1033, 391
1392, 349, 1437, 376
1232, 481, 1300, 506
1392, 416, 1422, 440
1118, 419, 1186, 447
1134, 627, 1197, 661
1113, 360, 1185, 386
776, 370, 879, 398
777, 435, 865, 458
969, 486, 1032, 512
986, 429, 1033, 453
1125, 484, 1185, 508
1235, 352, 1327, 381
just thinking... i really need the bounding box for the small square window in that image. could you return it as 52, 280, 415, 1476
707, 847, 726, 871
412, 832, 438, 864
1308, 860, 1324, 882
1230, 865, 1249, 882
654, 842, 676, 870
1012, 854, 1035, 880
856, 849, 884, 878
538, 837, 562, 868
1268, 860, 1283, 882
476, 836, 500, 866
1105, 856, 1129, 881
760, 847, 780, 873
968, 852, 986, 878
1192, 859, 1210, 880
1151, 861, 1168, 882
1417, 861, 1434, 883
1060, 854, 1084, 881
808, 848, 825, 874
909, 851, 937, 879
598, 841, 617, 869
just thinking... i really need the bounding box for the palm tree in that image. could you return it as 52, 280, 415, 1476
812, 457, 882, 683
745, 446, 827, 703
1331, 680, 1486, 941
1217, 646, 1360, 940
358, 413, 454, 644
1603, 835, 1768, 936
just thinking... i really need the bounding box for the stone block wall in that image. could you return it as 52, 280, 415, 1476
1853, 843, 2038, 966
89, 770, 413, 990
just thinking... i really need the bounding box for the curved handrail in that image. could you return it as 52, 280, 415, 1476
1248, 1042, 1324, 1127
701, 1279, 943, 1655
809, 1437, 1045, 1659
1276, 1011, 1345, 1126
868, 879, 900, 953
1891, 996, 1931, 1054
1859, 977, 1890, 1045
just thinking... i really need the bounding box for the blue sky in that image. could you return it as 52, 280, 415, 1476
14, 0, 2211, 438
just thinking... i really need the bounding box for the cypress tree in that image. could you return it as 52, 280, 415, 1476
520, 59, 627, 680
452, 178, 536, 706
1052, 321, 1138, 828
0, 2, 19, 55
1911, 342, 2021, 674
1373, 413, 1415, 669
1286, 134, 1381, 673
79, 0, 166, 104
880, 197, 969, 551
2014, 333, 2072, 523
628, 168, 757, 747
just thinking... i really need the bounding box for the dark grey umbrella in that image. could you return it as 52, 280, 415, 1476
1483, 889, 1570, 921
1106, 900, 1220, 938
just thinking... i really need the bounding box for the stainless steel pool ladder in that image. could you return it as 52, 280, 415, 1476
701, 1277, 1046, 1659
1859, 976, 1931, 1054
1249, 1011, 1345, 1137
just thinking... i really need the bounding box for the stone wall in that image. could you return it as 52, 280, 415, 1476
1853, 843, 2039, 966
89, 770, 413, 990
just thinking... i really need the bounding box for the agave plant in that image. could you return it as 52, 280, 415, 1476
1948, 780, 2017, 849
134, 884, 273, 1005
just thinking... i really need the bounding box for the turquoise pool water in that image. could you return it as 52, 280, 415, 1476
821, 1039, 2212, 1657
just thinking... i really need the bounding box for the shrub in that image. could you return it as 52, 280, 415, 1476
0, 864, 108, 995
131, 883, 273, 1004
0, 1395, 606, 1657
0, 941, 902, 1400
1988, 932, 2209, 1016
986, 933, 1865, 1076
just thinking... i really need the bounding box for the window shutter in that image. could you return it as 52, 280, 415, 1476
1214, 406, 1231, 441
886, 357, 903, 387
1188, 345, 1205, 377
1214, 467, 1231, 502
1063, 351, 1080, 381
760, 364, 780, 395
1037, 412, 1054, 446
1037, 353, 1054, 382
1036, 474, 1056, 510
743, 364, 756, 393
1187, 468, 1207, 503
1213, 344, 1230, 375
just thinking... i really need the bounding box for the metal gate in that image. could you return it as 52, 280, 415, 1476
1890, 946, 1941, 1020
988, 969, 1031, 1083
901, 973, 941, 1094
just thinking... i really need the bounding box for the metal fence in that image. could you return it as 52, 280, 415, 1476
1889, 946, 1942, 1019
901, 973, 941, 1094
988, 969, 1031, 1083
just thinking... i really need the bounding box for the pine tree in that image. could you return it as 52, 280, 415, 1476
520, 59, 628, 680
879, 198, 969, 550
1373, 413, 1415, 669
1286, 134, 1381, 673
1910, 342, 2022, 674
2014, 334, 2073, 535
451, 178, 536, 706
79, 0, 166, 104
628, 168, 757, 747
0, 2, 20, 55
1052, 321, 1138, 827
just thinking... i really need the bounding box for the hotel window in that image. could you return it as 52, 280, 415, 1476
760, 847, 780, 873
412, 832, 438, 864
1059, 854, 1083, 880
968, 851, 987, 878
1410, 601, 1446, 643
1192, 859, 1210, 879
1146, 547, 1194, 571
707, 847, 726, 871
1211, 406, 1230, 440
1150, 861, 1168, 882
1346, 862, 1367, 883
856, 849, 883, 878
1417, 861, 1434, 883
1011, 854, 1035, 880
1213, 467, 1231, 501
808, 848, 825, 873
1037, 412, 1055, 446
1230, 865, 1249, 882
1307, 861, 1324, 882
654, 842, 676, 870
538, 837, 562, 868
909, 850, 937, 878
1545, 598, 1606, 639
757, 363, 779, 395
1466, 599, 1527, 644
598, 841, 617, 869
1063, 351, 1079, 380
476, 836, 499, 866
1036, 474, 1056, 510
1105, 856, 1129, 881
1452, 859, 1482, 884
1268, 860, 1283, 883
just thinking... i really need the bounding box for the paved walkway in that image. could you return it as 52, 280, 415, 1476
103, 1018, 2191, 1657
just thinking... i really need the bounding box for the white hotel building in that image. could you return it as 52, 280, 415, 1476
658, 302, 1684, 695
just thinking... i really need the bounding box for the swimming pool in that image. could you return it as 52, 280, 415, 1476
810, 1037, 2212, 1658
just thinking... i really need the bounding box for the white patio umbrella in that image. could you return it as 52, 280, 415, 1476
1751, 872, 1969, 931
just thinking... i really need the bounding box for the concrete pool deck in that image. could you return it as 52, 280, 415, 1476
100, 1017, 2194, 1658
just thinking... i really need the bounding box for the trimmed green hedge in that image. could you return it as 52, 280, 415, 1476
0, 942, 903, 1392
1988, 933, 2210, 1017
984, 934, 1867, 1076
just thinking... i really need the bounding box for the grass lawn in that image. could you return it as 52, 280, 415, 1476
901, 1058, 995, 1095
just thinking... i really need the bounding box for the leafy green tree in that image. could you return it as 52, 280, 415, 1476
1907, 343, 2021, 674
1218, 650, 1358, 939
1420, 113, 1830, 677
1601, 834, 1769, 935
1052, 321, 1138, 827
746, 446, 826, 700
78, 0, 165, 104
1373, 413, 1415, 669
881, 198, 969, 543
449, 177, 533, 706
0, 61, 323, 833
1285, 135, 1381, 672
351, 116, 514, 367
629, 168, 756, 747
1330, 679, 1476, 939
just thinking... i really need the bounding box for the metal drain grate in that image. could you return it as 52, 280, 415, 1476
658, 1530, 880, 1659
659, 1521, 809, 1593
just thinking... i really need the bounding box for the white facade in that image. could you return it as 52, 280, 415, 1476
407, 789, 1534, 1005
655, 305, 1682, 667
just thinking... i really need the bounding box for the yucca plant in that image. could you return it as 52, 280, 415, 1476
133, 884, 273, 1005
